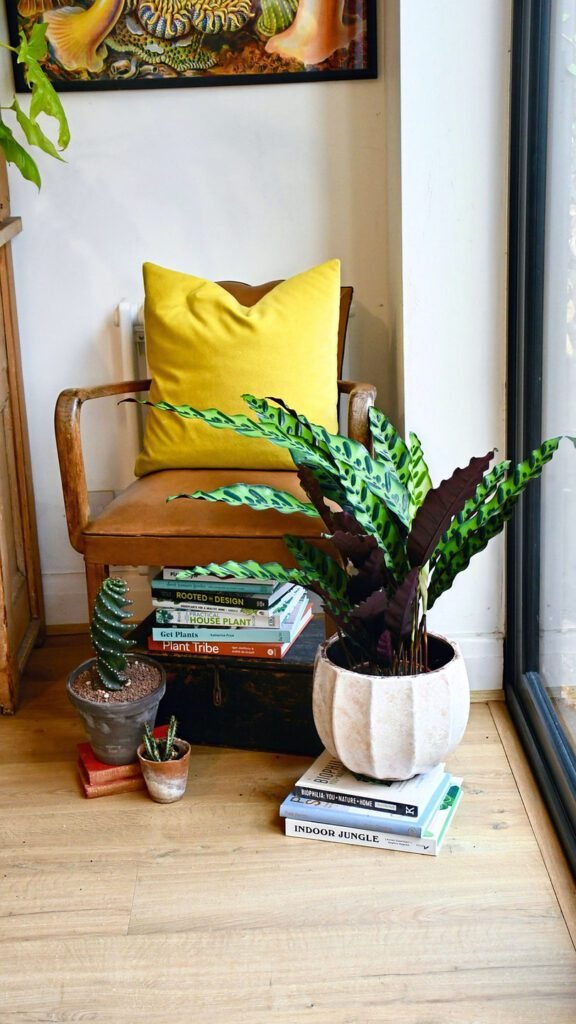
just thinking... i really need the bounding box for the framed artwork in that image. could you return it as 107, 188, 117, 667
8, 1, 377, 91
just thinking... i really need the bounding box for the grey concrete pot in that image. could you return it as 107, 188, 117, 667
67, 655, 166, 766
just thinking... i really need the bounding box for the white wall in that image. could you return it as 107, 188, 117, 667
398, 0, 512, 690
1, 2, 512, 690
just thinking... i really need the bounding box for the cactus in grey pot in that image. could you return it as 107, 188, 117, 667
89, 577, 137, 691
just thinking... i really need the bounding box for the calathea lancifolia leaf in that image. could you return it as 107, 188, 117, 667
368, 408, 411, 483
349, 589, 389, 621
283, 535, 348, 601
246, 395, 411, 523
384, 567, 420, 639
428, 508, 513, 608
168, 484, 320, 517
297, 466, 340, 531
407, 450, 495, 568
406, 432, 433, 519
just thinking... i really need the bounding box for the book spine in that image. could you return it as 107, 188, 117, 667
151, 608, 310, 645
292, 784, 417, 817
147, 638, 286, 659
81, 761, 141, 786
280, 796, 429, 836
283, 818, 439, 855
153, 606, 284, 627
150, 586, 272, 610
153, 576, 278, 595
77, 765, 147, 799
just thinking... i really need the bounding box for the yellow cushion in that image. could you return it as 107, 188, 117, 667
134, 259, 341, 475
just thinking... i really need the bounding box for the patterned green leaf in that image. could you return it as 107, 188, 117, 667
428, 507, 513, 608
244, 395, 410, 525
430, 459, 511, 571
140, 399, 335, 473
169, 484, 320, 518
428, 437, 563, 607
283, 535, 349, 602
368, 408, 411, 484
180, 560, 311, 588
407, 432, 432, 521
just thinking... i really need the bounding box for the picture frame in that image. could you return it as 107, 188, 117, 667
7, 1, 377, 91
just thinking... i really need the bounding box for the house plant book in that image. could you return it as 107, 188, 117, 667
283, 781, 463, 855
293, 750, 446, 815
152, 585, 304, 628
151, 593, 312, 644
280, 770, 453, 838
147, 608, 312, 659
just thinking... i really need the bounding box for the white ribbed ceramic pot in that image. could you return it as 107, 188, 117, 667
312, 634, 470, 780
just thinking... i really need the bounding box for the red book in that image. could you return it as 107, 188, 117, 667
76, 724, 169, 785
77, 760, 147, 799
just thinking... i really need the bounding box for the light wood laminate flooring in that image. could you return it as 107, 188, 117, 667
0, 636, 575, 1023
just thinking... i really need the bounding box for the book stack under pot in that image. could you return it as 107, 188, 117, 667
147, 567, 313, 660
281, 750, 463, 856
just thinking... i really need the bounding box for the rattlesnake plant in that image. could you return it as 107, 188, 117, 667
141, 393, 574, 675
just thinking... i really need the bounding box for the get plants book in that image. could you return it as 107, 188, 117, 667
283, 782, 463, 855
293, 750, 446, 815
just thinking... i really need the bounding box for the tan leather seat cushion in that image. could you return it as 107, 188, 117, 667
85, 469, 321, 538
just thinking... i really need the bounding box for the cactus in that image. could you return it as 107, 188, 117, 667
142, 716, 180, 761
90, 577, 137, 691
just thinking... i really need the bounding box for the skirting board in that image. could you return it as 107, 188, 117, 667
44, 572, 504, 695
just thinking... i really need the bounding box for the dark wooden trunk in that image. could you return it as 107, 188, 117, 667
131, 616, 324, 756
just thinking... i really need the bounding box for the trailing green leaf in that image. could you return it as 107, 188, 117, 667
169, 484, 320, 517
0, 121, 40, 187
19, 27, 70, 150
11, 98, 64, 162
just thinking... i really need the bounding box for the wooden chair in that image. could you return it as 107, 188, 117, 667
55, 280, 376, 613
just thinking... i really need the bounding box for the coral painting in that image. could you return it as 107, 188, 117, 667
8, 0, 377, 89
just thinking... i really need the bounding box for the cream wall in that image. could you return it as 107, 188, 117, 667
1, 2, 511, 690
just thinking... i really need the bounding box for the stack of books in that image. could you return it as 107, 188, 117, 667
76, 725, 168, 799
280, 749, 463, 856
146, 567, 313, 660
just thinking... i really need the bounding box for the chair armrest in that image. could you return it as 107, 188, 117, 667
54, 379, 151, 551
338, 380, 377, 448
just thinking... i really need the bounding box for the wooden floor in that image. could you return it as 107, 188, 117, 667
1, 637, 575, 1023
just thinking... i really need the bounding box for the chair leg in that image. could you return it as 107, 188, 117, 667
85, 562, 109, 615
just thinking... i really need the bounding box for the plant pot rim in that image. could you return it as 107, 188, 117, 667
67, 654, 166, 709
319, 631, 459, 681
136, 738, 191, 763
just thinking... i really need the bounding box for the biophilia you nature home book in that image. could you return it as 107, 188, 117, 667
293, 750, 447, 816
279, 771, 453, 838
283, 781, 464, 856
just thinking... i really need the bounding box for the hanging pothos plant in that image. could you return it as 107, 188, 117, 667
0, 23, 69, 188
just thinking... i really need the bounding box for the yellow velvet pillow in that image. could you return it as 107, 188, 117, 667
134, 259, 341, 475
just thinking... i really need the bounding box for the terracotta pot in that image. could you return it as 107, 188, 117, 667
67, 655, 166, 766
137, 739, 191, 803
312, 633, 470, 780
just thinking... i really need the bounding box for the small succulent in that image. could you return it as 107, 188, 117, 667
90, 577, 136, 691
142, 717, 179, 762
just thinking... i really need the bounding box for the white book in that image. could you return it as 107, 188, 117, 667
284, 782, 463, 856
294, 750, 446, 816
